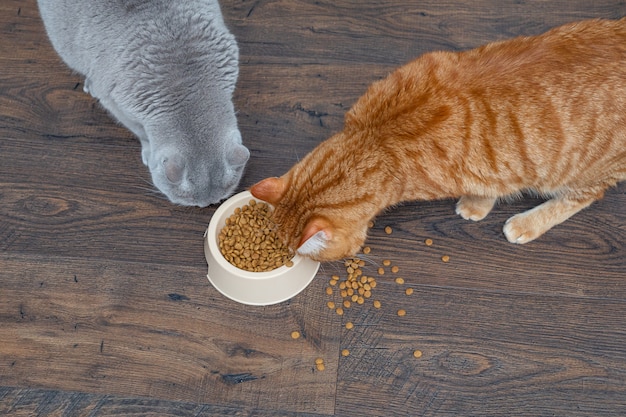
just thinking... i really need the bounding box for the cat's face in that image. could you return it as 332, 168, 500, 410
250, 176, 370, 262
250, 132, 382, 262
143, 106, 249, 207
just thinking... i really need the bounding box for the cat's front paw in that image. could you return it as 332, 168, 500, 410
83, 78, 92, 95
503, 213, 541, 244
455, 196, 496, 221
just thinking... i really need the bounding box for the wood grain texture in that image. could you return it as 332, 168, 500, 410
1, 0, 625, 416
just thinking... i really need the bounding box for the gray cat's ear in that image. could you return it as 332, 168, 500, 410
228, 144, 250, 167
163, 154, 185, 184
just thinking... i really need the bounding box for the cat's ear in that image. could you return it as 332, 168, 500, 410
250, 177, 287, 205
297, 217, 332, 256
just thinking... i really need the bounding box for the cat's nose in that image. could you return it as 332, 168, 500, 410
227, 144, 250, 167
163, 154, 186, 184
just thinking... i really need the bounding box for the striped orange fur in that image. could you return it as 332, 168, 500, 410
251, 18, 626, 262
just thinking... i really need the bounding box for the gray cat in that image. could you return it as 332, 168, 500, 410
37, 0, 249, 206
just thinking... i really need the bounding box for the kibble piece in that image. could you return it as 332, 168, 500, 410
368, 220, 375, 228
341, 349, 350, 357
363, 246, 371, 254
413, 350, 423, 358
326, 287, 333, 295
397, 309, 407, 317
290, 331, 301, 340
391, 265, 399, 273
345, 322, 354, 330
336, 307, 344, 316
383, 259, 391, 266
441, 255, 450, 263
395, 277, 405, 285
316, 363, 325, 371
315, 358, 324, 365
327, 301, 335, 309
405, 288, 414, 296
373, 300, 382, 309
377, 267, 385, 275
425, 238, 433, 246
385, 226, 393, 234
343, 300, 351, 309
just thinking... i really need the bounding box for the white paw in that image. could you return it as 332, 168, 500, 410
456, 204, 484, 221
83, 79, 91, 94
455, 196, 495, 221
503, 215, 536, 244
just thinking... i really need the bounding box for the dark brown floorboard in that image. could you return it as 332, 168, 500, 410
1, 0, 625, 416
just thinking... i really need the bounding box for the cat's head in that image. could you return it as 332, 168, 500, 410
249, 132, 384, 262
145, 121, 249, 207
250, 177, 369, 262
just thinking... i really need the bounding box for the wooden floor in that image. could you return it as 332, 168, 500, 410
1, 0, 625, 415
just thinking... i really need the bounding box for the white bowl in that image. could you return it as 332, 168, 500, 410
204, 191, 321, 305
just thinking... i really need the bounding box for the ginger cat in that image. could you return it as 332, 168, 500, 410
251, 18, 626, 262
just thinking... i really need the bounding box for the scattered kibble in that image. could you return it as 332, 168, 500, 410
327, 301, 335, 309
363, 246, 371, 254
395, 277, 405, 285
218, 199, 294, 272
425, 238, 433, 246
383, 259, 391, 266
290, 331, 300, 339
397, 309, 407, 317
405, 288, 414, 296
326, 287, 333, 295
315, 357, 325, 371
377, 267, 385, 275
336, 307, 344, 316
345, 322, 354, 330
385, 226, 393, 234
368, 220, 375, 228
441, 255, 450, 263
373, 300, 382, 309
413, 350, 423, 358
341, 349, 350, 357
391, 265, 399, 273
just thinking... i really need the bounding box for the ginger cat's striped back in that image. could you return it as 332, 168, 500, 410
251, 18, 626, 262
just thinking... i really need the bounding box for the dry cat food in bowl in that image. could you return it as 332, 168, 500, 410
204, 191, 320, 305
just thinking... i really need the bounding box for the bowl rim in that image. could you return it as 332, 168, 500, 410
206, 190, 312, 279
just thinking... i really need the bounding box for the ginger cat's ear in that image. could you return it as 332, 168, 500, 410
250, 177, 287, 205
297, 217, 332, 257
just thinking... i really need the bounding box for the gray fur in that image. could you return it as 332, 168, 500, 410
37, 0, 249, 206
